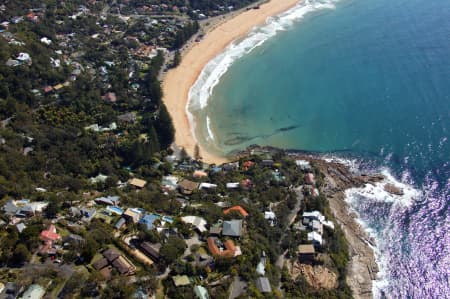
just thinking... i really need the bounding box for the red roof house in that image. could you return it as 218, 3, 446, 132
224, 205, 249, 217
40, 224, 61, 242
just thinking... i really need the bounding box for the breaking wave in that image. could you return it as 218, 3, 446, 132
344, 163, 449, 298
187, 0, 339, 141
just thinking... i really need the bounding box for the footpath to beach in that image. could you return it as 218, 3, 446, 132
162, 0, 300, 165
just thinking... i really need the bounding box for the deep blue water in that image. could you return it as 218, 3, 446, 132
189, 0, 450, 297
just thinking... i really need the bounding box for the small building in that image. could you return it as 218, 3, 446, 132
114, 218, 126, 230
181, 216, 207, 233
172, 275, 190, 287
224, 206, 249, 218
207, 237, 237, 258
161, 175, 179, 191
295, 160, 311, 171
226, 182, 240, 189
255, 277, 272, 293
298, 244, 316, 263
20, 284, 45, 299
40, 225, 61, 242
80, 207, 97, 222
198, 183, 217, 190
178, 179, 200, 195
193, 170, 207, 178
264, 211, 276, 226
95, 195, 120, 206
139, 213, 160, 230
112, 255, 136, 275
222, 220, 243, 237
128, 178, 147, 189
123, 208, 144, 223
140, 242, 161, 261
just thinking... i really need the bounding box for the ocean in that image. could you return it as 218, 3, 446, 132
188, 0, 450, 298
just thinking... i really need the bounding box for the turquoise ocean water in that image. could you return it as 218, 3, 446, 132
188, 0, 449, 297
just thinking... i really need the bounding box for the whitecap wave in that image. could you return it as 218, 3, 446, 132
186, 0, 340, 132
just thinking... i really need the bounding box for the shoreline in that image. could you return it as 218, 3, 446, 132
162, 0, 300, 165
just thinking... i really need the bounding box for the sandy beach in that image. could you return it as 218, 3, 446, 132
162, 0, 300, 164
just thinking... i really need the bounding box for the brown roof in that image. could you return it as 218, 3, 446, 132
298, 244, 315, 254
140, 242, 161, 260
93, 257, 109, 270
103, 248, 120, 262
178, 179, 199, 194
112, 255, 135, 275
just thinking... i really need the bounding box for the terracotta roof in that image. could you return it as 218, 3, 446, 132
223, 206, 249, 217
207, 237, 235, 258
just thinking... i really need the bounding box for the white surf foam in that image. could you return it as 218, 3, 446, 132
206, 115, 215, 141
344, 166, 423, 298
186, 0, 340, 142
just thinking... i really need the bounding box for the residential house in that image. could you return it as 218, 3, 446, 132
128, 178, 147, 188
123, 208, 144, 223
207, 237, 237, 258
140, 242, 162, 261
222, 220, 243, 237
307, 231, 323, 247
199, 182, 217, 190
181, 216, 207, 233
224, 206, 249, 218
296, 160, 311, 171
40, 224, 61, 256
255, 277, 272, 293
95, 195, 120, 206
193, 170, 207, 178
161, 175, 179, 191
264, 211, 276, 227
178, 179, 200, 195
298, 244, 316, 263
139, 213, 160, 230
226, 182, 240, 189
172, 275, 190, 287
80, 207, 97, 222
114, 218, 126, 230
93, 248, 135, 276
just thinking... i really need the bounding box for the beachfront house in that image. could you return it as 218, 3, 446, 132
298, 244, 316, 263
